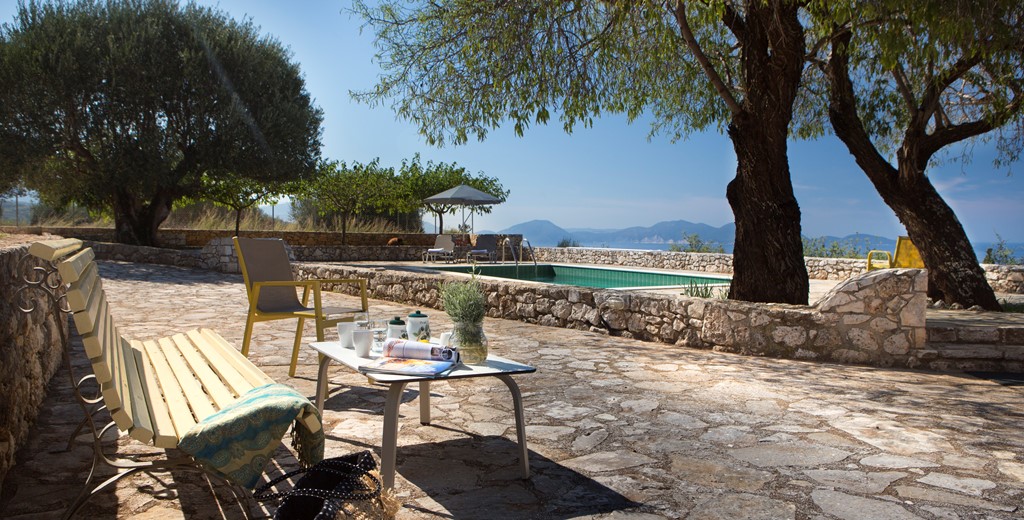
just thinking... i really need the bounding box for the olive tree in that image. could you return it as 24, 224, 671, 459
353, 0, 812, 303
397, 154, 508, 233
297, 159, 396, 243
0, 0, 322, 245
199, 174, 286, 236
816, 0, 1022, 310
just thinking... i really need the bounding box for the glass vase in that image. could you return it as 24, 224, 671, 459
451, 320, 488, 365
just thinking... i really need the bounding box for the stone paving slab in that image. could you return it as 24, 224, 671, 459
1, 261, 1023, 519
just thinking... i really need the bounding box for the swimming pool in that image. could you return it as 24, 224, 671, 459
427, 263, 730, 290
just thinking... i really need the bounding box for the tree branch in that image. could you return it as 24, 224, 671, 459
891, 65, 918, 117
826, 30, 899, 187
670, 1, 742, 116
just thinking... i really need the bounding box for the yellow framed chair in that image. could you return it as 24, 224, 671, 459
234, 237, 368, 376
866, 236, 925, 271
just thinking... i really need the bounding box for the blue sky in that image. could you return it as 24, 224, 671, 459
4, 0, 1022, 241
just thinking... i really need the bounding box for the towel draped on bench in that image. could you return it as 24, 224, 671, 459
178, 383, 325, 489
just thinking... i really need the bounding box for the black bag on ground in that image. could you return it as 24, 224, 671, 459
254, 450, 382, 520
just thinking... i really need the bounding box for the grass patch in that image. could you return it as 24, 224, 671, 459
681, 280, 728, 299
1000, 301, 1024, 313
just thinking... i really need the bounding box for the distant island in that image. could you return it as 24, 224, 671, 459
483, 219, 1019, 261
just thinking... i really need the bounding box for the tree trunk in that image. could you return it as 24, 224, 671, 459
112, 189, 172, 246
234, 210, 242, 236
826, 33, 1001, 310
727, 116, 809, 304
340, 211, 349, 245
884, 177, 1001, 309
723, 2, 809, 304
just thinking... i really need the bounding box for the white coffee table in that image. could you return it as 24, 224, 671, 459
308, 341, 536, 488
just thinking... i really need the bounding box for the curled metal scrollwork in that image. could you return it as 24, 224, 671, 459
16, 253, 71, 315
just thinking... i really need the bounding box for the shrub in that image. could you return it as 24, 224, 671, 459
669, 233, 725, 253
557, 237, 581, 248
802, 235, 870, 259
982, 234, 1020, 265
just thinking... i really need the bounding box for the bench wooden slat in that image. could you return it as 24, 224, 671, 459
105, 334, 132, 432
66, 263, 99, 314
197, 328, 273, 388
156, 336, 217, 422
72, 285, 103, 335
56, 247, 95, 283
120, 339, 154, 445
186, 329, 257, 397
130, 341, 176, 448
28, 238, 83, 262
82, 301, 113, 383
129, 343, 177, 448
170, 333, 236, 411
191, 329, 321, 434
140, 339, 197, 438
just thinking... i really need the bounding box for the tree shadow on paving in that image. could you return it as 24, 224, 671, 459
395, 432, 640, 519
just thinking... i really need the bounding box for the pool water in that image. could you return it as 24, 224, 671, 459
428, 264, 730, 290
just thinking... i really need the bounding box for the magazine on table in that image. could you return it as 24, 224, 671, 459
358, 339, 460, 377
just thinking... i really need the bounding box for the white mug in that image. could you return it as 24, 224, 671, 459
352, 330, 372, 358
337, 321, 355, 349
439, 332, 453, 347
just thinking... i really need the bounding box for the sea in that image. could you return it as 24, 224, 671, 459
560, 241, 1022, 263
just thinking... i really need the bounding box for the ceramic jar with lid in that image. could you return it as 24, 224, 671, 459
386, 316, 407, 340
406, 310, 430, 341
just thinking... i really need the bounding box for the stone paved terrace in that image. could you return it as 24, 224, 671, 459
2, 261, 1023, 519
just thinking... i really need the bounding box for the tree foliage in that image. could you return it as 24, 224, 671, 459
295, 159, 396, 243
669, 233, 725, 254
397, 154, 508, 232
810, 0, 1022, 310
0, 0, 322, 245
353, 0, 815, 304
198, 174, 287, 235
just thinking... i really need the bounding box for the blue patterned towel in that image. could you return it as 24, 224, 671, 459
178, 383, 325, 489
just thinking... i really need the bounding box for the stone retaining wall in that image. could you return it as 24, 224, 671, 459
533, 246, 1024, 292
81, 238, 426, 272
296, 262, 931, 370
0, 244, 67, 489
0, 226, 436, 248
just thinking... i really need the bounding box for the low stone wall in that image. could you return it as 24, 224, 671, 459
533, 246, 1024, 292
0, 226, 437, 248
983, 264, 1024, 294
296, 261, 931, 370
0, 244, 67, 489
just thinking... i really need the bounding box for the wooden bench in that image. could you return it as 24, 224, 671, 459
24, 239, 321, 517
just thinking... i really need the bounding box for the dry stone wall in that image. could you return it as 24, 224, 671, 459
0, 244, 67, 489
533, 246, 1023, 292
0, 226, 436, 248
295, 262, 931, 370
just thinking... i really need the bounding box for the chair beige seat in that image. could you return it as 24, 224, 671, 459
234, 237, 368, 376
423, 234, 456, 263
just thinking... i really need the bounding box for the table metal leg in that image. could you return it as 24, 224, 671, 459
418, 381, 431, 425
496, 374, 530, 479
315, 355, 333, 411
381, 382, 408, 489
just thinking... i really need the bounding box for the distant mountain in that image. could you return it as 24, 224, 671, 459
500, 219, 736, 249
500, 220, 573, 245
572, 220, 735, 248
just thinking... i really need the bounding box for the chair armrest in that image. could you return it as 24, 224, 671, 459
252, 280, 316, 288
865, 250, 892, 271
